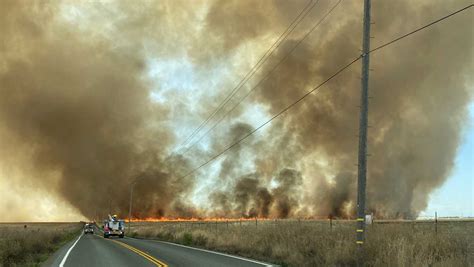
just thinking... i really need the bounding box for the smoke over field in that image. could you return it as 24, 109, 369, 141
0, 0, 472, 221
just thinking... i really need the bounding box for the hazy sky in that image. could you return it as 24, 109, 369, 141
422, 103, 473, 218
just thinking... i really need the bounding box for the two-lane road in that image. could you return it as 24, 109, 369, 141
43, 231, 275, 267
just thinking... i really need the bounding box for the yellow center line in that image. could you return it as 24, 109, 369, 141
111, 240, 167, 267
97, 234, 168, 267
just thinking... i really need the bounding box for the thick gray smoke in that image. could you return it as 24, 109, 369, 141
201, 0, 473, 218
0, 1, 196, 220
210, 169, 302, 218
0, 0, 472, 220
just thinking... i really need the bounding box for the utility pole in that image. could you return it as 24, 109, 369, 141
356, 0, 371, 253
128, 175, 146, 233
128, 181, 135, 234
128, 177, 143, 234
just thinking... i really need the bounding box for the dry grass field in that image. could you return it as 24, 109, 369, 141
129, 219, 473, 266
0, 223, 82, 266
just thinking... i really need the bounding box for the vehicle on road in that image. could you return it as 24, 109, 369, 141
84, 223, 94, 234
103, 214, 125, 238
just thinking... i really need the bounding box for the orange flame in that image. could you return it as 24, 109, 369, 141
129, 217, 272, 222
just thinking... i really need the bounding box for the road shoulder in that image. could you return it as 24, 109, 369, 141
41, 234, 80, 267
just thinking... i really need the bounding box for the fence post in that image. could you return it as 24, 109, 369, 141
435, 211, 438, 234
329, 214, 333, 230
255, 217, 258, 228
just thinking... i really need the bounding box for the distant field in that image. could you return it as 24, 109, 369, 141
128, 219, 474, 267
0, 222, 82, 266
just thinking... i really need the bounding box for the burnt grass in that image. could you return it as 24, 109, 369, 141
0, 223, 82, 266
129, 219, 473, 266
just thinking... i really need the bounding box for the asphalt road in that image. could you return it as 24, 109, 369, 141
43, 229, 275, 267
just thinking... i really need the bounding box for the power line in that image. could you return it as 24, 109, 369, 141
179, 0, 318, 150
182, 0, 343, 154
178, 0, 319, 150
182, 56, 359, 178
369, 4, 473, 54
178, 3, 473, 179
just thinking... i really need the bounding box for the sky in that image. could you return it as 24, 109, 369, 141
421, 102, 474, 218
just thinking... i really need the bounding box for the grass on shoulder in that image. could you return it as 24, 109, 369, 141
128, 219, 473, 267
0, 223, 82, 266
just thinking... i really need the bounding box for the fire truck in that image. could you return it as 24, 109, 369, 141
103, 214, 125, 238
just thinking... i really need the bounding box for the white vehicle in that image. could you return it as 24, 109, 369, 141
103, 214, 125, 238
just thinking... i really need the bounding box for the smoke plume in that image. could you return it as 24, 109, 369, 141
0, 0, 472, 221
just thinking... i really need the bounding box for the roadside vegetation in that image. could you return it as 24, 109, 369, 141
0, 223, 82, 266
129, 219, 473, 266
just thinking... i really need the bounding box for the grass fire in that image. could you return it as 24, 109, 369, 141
0, 0, 472, 266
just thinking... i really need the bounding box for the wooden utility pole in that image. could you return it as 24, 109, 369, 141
356, 0, 371, 252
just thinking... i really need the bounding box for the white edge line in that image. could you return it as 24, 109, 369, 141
126, 237, 275, 266
59, 233, 83, 267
